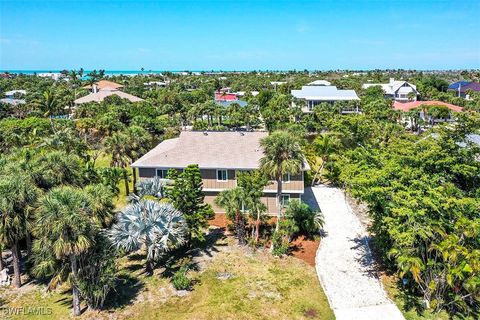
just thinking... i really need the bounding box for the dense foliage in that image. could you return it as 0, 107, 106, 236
0, 69, 479, 317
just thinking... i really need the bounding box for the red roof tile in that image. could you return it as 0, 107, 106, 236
393, 101, 463, 112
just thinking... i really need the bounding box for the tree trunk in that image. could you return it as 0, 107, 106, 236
132, 167, 137, 194
123, 170, 129, 196
70, 255, 81, 316
0, 245, 3, 270
255, 211, 261, 243
145, 248, 154, 275
235, 210, 246, 245
276, 177, 282, 232
11, 241, 21, 288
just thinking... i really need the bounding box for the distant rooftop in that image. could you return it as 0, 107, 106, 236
291, 85, 359, 101
74, 88, 143, 104
393, 100, 463, 112
215, 100, 248, 107
307, 80, 331, 86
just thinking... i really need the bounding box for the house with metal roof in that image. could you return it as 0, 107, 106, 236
362, 78, 419, 102
131, 131, 309, 214
448, 81, 480, 99
291, 85, 360, 113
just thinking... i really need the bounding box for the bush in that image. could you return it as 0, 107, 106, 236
285, 201, 324, 236
172, 266, 191, 290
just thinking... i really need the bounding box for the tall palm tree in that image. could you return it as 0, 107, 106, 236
35, 89, 61, 130
104, 132, 130, 195
260, 131, 304, 231
215, 188, 247, 245
33, 186, 97, 316
108, 200, 187, 274
311, 134, 337, 186
0, 173, 39, 288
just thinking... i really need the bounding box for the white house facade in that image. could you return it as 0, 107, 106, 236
362, 78, 419, 102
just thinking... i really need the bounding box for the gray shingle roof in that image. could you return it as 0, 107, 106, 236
132, 131, 269, 169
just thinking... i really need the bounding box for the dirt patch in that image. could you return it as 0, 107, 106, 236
290, 236, 320, 267
208, 213, 229, 229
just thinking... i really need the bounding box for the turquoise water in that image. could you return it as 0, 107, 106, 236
1, 70, 253, 75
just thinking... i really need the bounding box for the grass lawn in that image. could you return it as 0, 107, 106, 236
0, 229, 333, 320
93, 152, 133, 209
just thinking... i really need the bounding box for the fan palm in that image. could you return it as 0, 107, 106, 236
108, 200, 187, 274
33, 186, 96, 316
128, 177, 168, 203
0, 173, 39, 288
260, 131, 304, 231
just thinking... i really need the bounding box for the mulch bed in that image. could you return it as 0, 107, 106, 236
290, 236, 320, 267
208, 214, 320, 267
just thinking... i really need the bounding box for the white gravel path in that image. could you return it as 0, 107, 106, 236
303, 185, 404, 320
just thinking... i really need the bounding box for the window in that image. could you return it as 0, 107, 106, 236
156, 169, 169, 179
216, 169, 228, 181
282, 173, 291, 183
280, 194, 291, 207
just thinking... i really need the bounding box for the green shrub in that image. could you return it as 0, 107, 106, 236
285, 201, 324, 236
172, 266, 191, 290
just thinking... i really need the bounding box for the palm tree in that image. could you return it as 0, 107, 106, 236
215, 188, 247, 245
260, 131, 304, 231
108, 200, 187, 275
104, 132, 130, 195
33, 186, 95, 316
128, 177, 167, 203
311, 134, 337, 186
0, 173, 39, 288
35, 89, 61, 130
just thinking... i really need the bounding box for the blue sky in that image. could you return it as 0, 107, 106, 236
1, 0, 479, 70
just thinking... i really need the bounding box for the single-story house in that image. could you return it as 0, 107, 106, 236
362, 78, 419, 102
394, 100, 463, 127
291, 85, 360, 113
74, 87, 144, 104
0, 90, 26, 105
131, 131, 309, 214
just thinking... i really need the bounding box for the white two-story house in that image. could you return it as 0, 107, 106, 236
362, 78, 419, 102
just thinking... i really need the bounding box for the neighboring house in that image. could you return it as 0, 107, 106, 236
448, 81, 480, 99
37, 72, 63, 81
214, 88, 248, 107
362, 78, 419, 102
75, 80, 143, 104
83, 80, 123, 93
393, 100, 463, 127
0, 90, 26, 105
307, 80, 331, 86
74, 87, 144, 104
144, 81, 168, 87
291, 85, 360, 113
131, 131, 309, 214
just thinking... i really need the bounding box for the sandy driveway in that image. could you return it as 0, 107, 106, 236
303, 186, 404, 320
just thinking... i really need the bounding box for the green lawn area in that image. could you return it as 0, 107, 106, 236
93, 152, 133, 209
0, 230, 333, 320
381, 275, 450, 320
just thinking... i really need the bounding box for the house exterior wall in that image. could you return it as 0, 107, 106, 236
205, 191, 301, 215
137, 167, 304, 215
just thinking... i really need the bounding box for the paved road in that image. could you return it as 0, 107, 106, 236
303, 186, 405, 320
